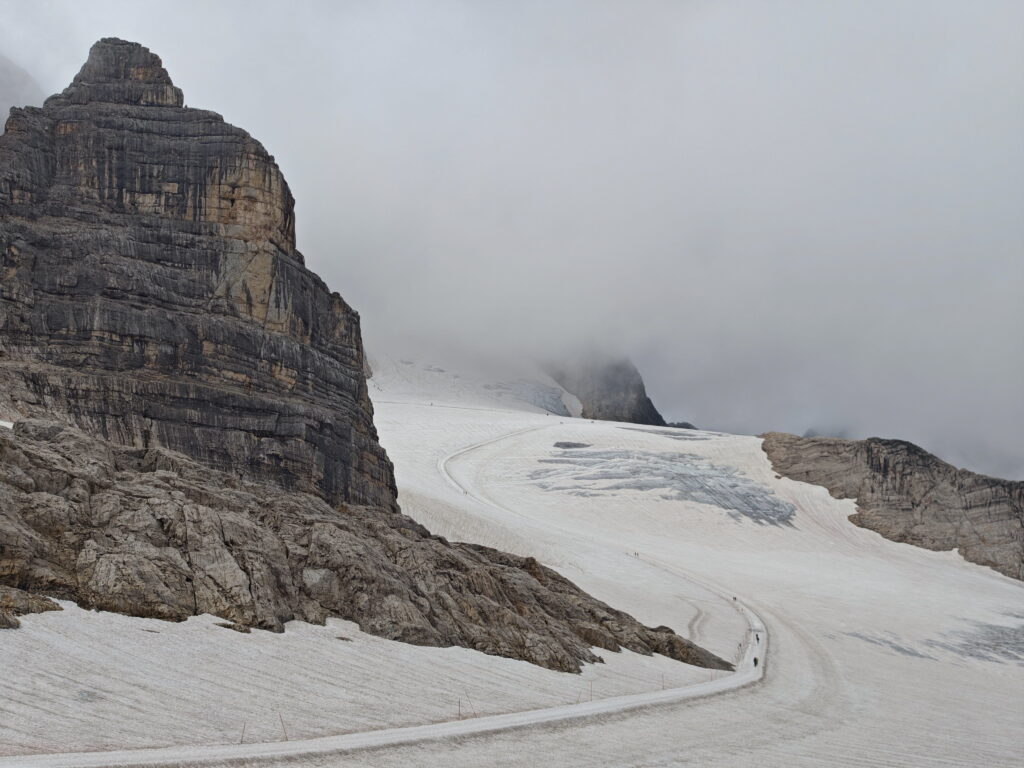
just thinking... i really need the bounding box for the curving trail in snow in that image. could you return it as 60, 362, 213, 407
437, 423, 769, 671
2, 380, 1022, 767
2, 643, 766, 768
0, 419, 766, 768
362, 400, 1023, 768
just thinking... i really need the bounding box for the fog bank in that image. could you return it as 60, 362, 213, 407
2, 1, 1021, 477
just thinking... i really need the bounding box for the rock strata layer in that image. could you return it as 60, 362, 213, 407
0, 38, 394, 510
546, 353, 667, 426
762, 432, 1024, 581
0, 419, 732, 672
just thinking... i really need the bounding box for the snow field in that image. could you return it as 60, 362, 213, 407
1, 370, 1021, 766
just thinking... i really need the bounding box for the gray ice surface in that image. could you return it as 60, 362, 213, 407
843, 616, 1024, 666
924, 617, 1024, 665
530, 448, 795, 525
844, 632, 937, 660
619, 427, 713, 441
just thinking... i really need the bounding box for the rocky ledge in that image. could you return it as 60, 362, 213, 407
0, 584, 61, 629
0, 419, 732, 672
762, 432, 1024, 581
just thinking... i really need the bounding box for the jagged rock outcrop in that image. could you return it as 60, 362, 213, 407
0, 38, 394, 510
0, 584, 61, 629
545, 353, 667, 426
0, 419, 732, 671
0, 39, 732, 673
762, 432, 1024, 581
0, 52, 43, 119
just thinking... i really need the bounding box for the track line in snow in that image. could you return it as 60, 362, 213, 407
440, 423, 769, 666
4, 422, 768, 768
436, 424, 549, 497
0, 660, 768, 768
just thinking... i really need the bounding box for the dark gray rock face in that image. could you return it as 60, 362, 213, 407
546, 353, 667, 426
0, 38, 395, 511
762, 432, 1024, 581
0, 419, 732, 672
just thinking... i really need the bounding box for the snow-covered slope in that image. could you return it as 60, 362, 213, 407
367, 352, 582, 416
1, 367, 1021, 767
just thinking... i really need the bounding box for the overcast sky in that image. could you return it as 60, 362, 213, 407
2, 1, 1022, 478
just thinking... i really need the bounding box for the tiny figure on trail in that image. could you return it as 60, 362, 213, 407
755, 633, 760, 644
753, 657, 759, 668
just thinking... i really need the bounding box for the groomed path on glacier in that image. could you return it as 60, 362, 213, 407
0, 418, 768, 768
3, 387, 1022, 767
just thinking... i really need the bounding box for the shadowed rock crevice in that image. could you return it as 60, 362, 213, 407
762, 432, 1024, 580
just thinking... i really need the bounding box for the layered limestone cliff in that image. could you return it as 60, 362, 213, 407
0, 39, 732, 672
0, 38, 394, 510
762, 432, 1024, 581
545, 353, 667, 426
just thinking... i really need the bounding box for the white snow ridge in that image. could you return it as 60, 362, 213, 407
1, 368, 1022, 767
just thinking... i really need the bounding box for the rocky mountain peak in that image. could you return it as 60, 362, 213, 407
0, 38, 382, 508
48, 37, 183, 108
0, 38, 732, 674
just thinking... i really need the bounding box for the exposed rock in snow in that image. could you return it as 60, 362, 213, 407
762, 432, 1024, 580
0, 585, 61, 629
0, 418, 731, 672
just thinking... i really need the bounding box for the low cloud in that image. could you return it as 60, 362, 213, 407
2, 0, 1021, 477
